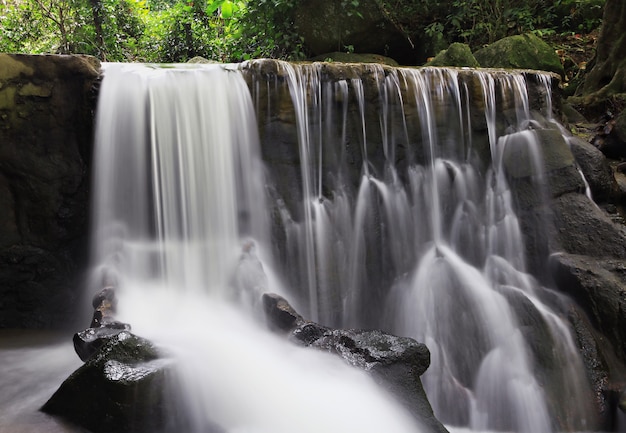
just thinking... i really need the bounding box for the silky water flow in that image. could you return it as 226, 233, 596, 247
88, 61, 596, 433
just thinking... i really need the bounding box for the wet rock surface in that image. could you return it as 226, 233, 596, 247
73, 286, 131, 362
0, 54, 100, 328
262, 292, 448, 433
569, 135, 619, 201
42, 331, 173, 433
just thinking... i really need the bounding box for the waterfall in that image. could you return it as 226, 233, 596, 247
90, 61, 596, 432
90, 62, 422, 433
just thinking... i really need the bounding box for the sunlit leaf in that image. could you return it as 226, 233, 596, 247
220, 0, 233, 18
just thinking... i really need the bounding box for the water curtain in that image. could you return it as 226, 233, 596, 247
90, 61, 595, 432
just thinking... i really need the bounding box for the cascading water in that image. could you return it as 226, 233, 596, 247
89, 62, 422, 433
249, 61, 597, 432
89, 60, 597, 433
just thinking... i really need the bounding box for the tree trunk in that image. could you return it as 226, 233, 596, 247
89, 0, 105, 59
582, 0, 626, 101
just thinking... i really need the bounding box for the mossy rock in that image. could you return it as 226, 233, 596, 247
310, 52, 399, 66
474, 33, 564, 77
425, 43, 479, 68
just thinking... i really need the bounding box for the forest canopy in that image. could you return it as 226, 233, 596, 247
0, 0, 606, 63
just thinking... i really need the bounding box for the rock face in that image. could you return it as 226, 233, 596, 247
0, 54, 100, 328
499, 102, 626, 422
262, 293, 449, 433
474, 33, 565, 77
568, 135, 619, 202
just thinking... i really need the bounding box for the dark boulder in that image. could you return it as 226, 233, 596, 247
73, 286, 132, 362
551, 192, 626, 260
550, 253, 626, 428
594, 109, 626, 159
262, 292, 448, 433
568, 135, 618, 202
42, 331, 173, 433
550, 253, 626, 361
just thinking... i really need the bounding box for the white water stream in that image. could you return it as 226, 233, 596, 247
88, 62, 422, 433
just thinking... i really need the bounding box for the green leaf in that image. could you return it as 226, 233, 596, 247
220, 0, 233, 18
207, 0, 225, 15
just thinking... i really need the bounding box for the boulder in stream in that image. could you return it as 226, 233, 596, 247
262, 292, 448, 433
42, 331, 173, 433
73, 286, 132, 362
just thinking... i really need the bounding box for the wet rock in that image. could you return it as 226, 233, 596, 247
42, 331, 172, 433
551, 253, 626, 361
73, 287, 132, 362
262, 292, 306, 333
262, 292, 448, 433
568, 135, 618, 202
73, 323, 132, 362
551, 192, 626, 260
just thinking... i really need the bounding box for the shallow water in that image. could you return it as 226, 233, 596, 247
0, 331, 83, 433
1, 329, 624, 433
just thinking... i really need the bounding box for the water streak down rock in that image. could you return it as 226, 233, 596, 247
262, 292, 449, 433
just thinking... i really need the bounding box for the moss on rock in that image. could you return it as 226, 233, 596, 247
0, 54, 34, 81
425, 43, 479, 68
310, 52, 399, 66
474, 33, 564, 77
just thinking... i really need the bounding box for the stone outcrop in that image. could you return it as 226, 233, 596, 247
499, 100, 626, 422
0, 54, 100, 328
262, 292, 449, 433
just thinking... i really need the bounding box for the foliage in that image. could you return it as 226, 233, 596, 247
236, 0, 305, 60
423, 0, 604, 48
0, 0, 606, 62
0, 0, 147, 59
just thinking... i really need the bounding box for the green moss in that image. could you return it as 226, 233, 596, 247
310, 52, 399, 66
474, 33, 564, 77
425, 43, 479, 68
0, 54, 34, 81
18, 83, 52, 97
0, 87, 17, 110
